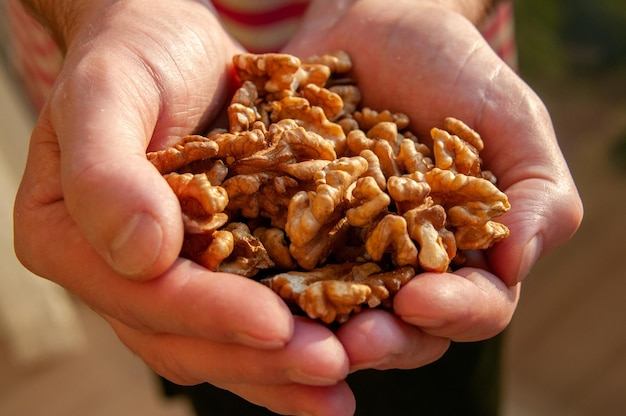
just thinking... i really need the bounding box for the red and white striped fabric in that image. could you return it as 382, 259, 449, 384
479, 1, 518, 70
4, 0, 62, 112
3, 0, 517, 113
212, 0, 310, 53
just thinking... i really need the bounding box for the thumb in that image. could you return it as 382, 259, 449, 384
488, 174, 583, 286
51, 66, 184, 280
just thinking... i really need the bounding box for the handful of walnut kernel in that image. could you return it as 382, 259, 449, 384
147, 51, 510, 324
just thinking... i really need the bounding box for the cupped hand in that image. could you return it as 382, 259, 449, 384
13, 1, 356, 414
284, 0, 583, 368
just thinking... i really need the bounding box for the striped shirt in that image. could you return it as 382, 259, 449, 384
3, 0, 517, 113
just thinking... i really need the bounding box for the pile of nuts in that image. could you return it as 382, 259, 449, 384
147, 51, 510, 324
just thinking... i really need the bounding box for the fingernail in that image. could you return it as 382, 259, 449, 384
287, 368, 339, 386
109, 212, 162, 277
232, 331, 287, 349
349, 357, 391, 373
517, 235, 542, 283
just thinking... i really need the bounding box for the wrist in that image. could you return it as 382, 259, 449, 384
302, 0, 498, 27
288, 0, 497, 57
19, 0, 216, 52
425, 0, 499, 24
19, 0, 112, 51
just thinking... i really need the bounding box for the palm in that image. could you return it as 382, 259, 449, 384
286, 2, 578, 285
282, 1, 581, 347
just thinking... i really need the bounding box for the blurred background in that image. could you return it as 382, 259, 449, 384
1, 1, 625, 415
503, 1, 626, 415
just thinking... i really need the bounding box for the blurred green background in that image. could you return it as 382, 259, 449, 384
503, 2, 626, 415
516, 0, 626, 171
516, 0, 626, 77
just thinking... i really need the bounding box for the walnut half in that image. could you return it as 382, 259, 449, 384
261, 263, 415, 324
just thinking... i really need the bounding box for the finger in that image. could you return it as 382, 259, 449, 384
106, 317, 349, 387
224, 382, 356, 416
48, 55, 185, 280
48, 245, 295, 348
393, 268, 520, 342
472, 69, 584, 285
105, 259, 296, 347
336, 309, 450, 372
487, 176, 582, 286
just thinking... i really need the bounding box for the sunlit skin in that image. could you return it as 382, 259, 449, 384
13, 0, 582, 415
